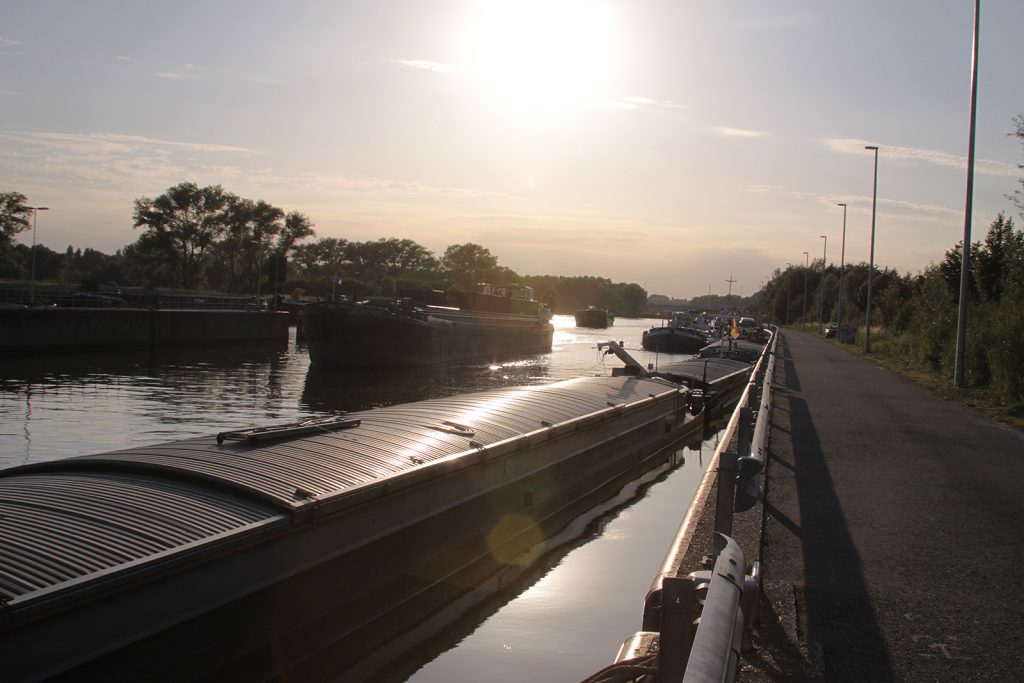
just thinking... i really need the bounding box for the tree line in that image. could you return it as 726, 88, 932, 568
759, 117, 1024, 406
762, 214, 1023, 406
0, 183, 650, 315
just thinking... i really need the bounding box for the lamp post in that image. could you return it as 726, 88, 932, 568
27, 206, 50, 304
954, 0, 981, 388
785, 263, 792, 325
802, 251, 809, 323
864, 145, 879, 353
836, 203, 847, 329
819, 234, 827, 334
271, 250, 281, 310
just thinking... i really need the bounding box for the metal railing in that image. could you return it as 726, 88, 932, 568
585, 326, 779, 683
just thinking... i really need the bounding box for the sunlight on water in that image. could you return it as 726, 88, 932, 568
0, 319, 673, 466
407, 433, 720, 682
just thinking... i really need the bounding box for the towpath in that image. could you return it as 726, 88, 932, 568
742, 329, 1024, 681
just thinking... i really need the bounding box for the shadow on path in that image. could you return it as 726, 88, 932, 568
779, 336, 894, 680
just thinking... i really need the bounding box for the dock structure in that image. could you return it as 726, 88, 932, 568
0, 365, 756, 681
0, 308, 289, 354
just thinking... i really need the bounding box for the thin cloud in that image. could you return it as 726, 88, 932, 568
0, 131, 255, 154
715, 126, 769, 138
258, 172, 511, 200
751, 184, 964, 224
0, 37, 21, 47
599, 96, 685, 112
115, 55, 133, 62
0, 88, 17, 96
153, 64, 199, 80
391, 59, 457, 73
824, 138, 1017, 177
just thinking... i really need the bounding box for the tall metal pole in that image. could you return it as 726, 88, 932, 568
785, 264, 792, 325
27, 206, 50, 304
272, 251, 280, 310
836, 203, 847, 327
864, 145, 879, 353
954, 0, 981, 388
818, 234, 827, 334
802, 251, 809, 322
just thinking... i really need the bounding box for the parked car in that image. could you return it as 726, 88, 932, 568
825, 322, 839, 338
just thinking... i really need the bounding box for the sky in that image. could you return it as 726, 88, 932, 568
1, 0, 1022, 299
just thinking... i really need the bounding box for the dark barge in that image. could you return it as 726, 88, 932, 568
303, 290, 553, 368
574, 307, 613, 328
0, 344, 757, 681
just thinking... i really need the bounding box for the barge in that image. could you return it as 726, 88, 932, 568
641, 311, 708, 355
0, 338, 759, 681
574, 307, 613, 328
303, 286, 553, 367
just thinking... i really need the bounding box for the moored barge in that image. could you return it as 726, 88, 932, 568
0, 364, 750, 681
574, 307, 613, 328
303, 285, 554, 367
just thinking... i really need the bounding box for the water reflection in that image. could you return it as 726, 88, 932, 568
0, 317, 690, 468
394, 429, 722, 683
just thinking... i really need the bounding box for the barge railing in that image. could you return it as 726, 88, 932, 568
583, 326, 779, 683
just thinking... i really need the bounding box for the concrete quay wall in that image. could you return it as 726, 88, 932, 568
0, 309, 289, 354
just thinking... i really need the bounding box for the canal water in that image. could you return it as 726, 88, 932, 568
0, 314, 724, 681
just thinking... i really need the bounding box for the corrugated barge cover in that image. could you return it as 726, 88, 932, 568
0, 472, 281, 601
0, 375, 680, 607
656, 357, 751, 383
64, 376, 678, 507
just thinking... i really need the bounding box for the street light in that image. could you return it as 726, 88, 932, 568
802, 251, 809, 323
27, 206, 50, 304
864, 145, 879, 353
819, 234, 827, 334
785, 263, 792, 325
836, 203, 848, 329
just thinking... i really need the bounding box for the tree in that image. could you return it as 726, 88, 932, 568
132, 183, 229, 289
442, 243, 500, 291
973, 213, 1021, 303
0, 191, 32, 245
0, 192, 33, 276
1010, 114, 1024, 216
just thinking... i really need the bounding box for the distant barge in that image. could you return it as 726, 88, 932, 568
574, 307, 613, 329
0, 352, 754, 681
303, 286, 553, 367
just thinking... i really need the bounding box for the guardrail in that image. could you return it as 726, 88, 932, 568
583, 326, 779, 683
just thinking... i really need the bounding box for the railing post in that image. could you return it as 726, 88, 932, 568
657, 575, 697, 682
714, 450, 737, 557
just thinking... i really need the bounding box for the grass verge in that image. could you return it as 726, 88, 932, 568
813, 330, 1024, 432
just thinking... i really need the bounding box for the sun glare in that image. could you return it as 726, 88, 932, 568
462, 0, 619, 129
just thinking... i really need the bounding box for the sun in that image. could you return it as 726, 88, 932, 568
461, 0, 619, 129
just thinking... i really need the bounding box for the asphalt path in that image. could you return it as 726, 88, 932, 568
747, 329, 1024, 681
